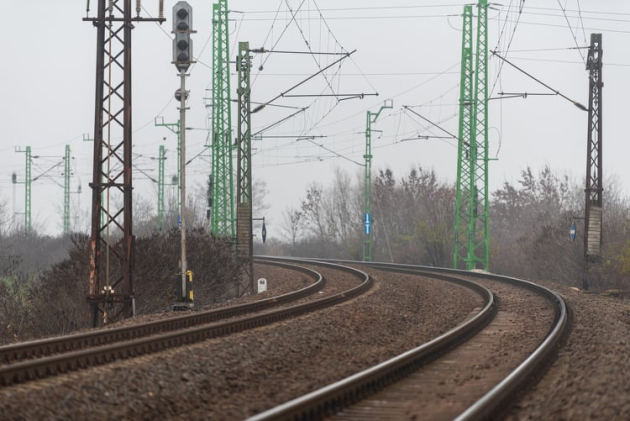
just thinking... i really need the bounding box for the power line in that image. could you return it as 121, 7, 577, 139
491, 18, 630, 35
556, 0, 586, 64
491, 51, 588, 111
242, 4, 467, 14
402, 106, 457, 139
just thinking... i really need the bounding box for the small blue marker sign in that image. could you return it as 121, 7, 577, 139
570, 221, 576, 242
364, 213, 371, 235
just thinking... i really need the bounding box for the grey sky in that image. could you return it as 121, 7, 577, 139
1, 1, 628, 236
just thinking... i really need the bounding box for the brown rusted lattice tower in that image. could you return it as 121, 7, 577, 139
583, 33, 603, 290
84, 1, 164, 327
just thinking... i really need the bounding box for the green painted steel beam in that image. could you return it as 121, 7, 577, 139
155, 119, 181, 218
157, 144, 165, 231
363, 100, 393, 262
25, 146, 31, 234
64, 145, 71, 235
15, 147, 32, 234
454, 5, 474, 270
211, 0, 235, 239
454, 0, 488, 271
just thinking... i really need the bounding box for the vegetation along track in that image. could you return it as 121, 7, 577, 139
0, 258, 371, 387
250, 260, 568, 421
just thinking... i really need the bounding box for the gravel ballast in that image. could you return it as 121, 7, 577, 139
0, 266, 481, 420
1, 263, 626, 420
506, 282, 630, 420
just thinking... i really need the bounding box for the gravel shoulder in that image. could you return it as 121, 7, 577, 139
506, 281, 630, 420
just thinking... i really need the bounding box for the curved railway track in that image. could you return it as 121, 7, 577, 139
0, 258, 568, 421
250, 259, 569, 421
0, 259, 371, 387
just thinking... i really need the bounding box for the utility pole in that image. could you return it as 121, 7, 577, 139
155, 118, 181, 217
63, 145, 71, 235
84, 0, 165, 327
62, 145, 81, 235
236, 41, 254, 295
172, 1, 195, 307
363, 100, 393, 262
157, 144, 165, 231
14, 146, 32, 234
453, 0, 489, 271
583, 33, 603, 290
211, 0, 235, 239
63, 145, 70, 235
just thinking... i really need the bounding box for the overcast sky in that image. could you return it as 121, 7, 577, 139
1, 0, 629, 237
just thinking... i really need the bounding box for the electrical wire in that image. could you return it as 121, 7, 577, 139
490, 1, 525, 97
557, 0, 586, 64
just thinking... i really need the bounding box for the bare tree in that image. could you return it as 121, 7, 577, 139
281, 207, 303, 249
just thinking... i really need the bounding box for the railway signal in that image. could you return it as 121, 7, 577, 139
171, 1, 195, 308
172, 2, 193, 71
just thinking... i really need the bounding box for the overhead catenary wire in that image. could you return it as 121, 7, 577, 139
491, 51, 588, 111
251, 49, 356, 113
556, 0, 586, 64
402, 106, 458, 139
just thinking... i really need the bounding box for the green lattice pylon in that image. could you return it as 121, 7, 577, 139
157, 145, 165, 231
15, 146, 32, 234
453, 0, 489, 271
63, 145, 71, 235
211, 0, 235, 238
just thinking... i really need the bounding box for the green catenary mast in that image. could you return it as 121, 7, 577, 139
15, 146, 32, 234
211, 0, 235, 238
453, 0, 489, 270
363, 100, 393, 262
155, 118, 181, 219
64, 145, 71, 235
157, 144, 165, 231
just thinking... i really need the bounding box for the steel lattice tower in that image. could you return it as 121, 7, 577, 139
236, 41, 253, 295
84, 0, 164, 327
15, 146, 32, 234
211, 0, 235, 238
583, 33, 603, 288
63, 145, 71, 235
157, 144, 165, 231
453, 0, 489, 271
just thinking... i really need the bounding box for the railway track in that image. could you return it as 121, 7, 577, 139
250, 259, 568, 421
0, 259, 371, 387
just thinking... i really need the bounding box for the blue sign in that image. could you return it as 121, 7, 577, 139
178, 215, 181, 228
364, 213, 371, 235
570, 221, 576, 242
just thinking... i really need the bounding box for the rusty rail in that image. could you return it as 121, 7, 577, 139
0, 259, 323, 366
0, 259, 371, 386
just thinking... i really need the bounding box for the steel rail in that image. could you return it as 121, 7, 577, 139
248, 260, 496, 421
367, 261, 569, 420
363, 261, 569, 419
0, 260, 371, 387
0, 260, 321, 365
251, 258, 568, 420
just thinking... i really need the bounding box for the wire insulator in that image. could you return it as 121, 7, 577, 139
136, 0, 141, 16
159, 0, 164, 19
